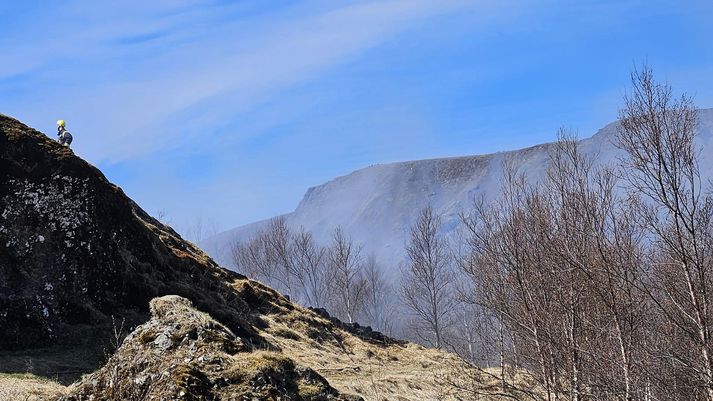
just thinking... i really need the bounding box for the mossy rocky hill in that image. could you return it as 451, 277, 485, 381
0, 114, 254, 352
0, 115, 472, 400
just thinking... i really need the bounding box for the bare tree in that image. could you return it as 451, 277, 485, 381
461, 163, 566, 400
184, 215, 220, 244
617, 66, 713, 400
263, 217, 297, 297
326, 227, 367, 324
233, 222, 378, 322
292, 228, 331, 308
459, 143, 643, 400
156, 208, 170, 225
231, 231, 270, 280
362, 254, 397, 336
543, 132, 653, 401
401, 205, 457, 349
450, 231, 502, 367
230, 217, 295, 297
450, 67, 712, 401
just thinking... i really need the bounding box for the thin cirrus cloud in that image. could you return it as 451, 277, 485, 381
0, 0, 491, 232
1, 0, 479, 163
6, 0, 711, 235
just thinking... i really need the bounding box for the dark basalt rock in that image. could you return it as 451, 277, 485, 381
308, 307, 405, 346
0, 114, 257, 354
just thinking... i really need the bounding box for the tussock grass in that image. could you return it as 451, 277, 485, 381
260, 303, 478, 400
0, 373, 65, 401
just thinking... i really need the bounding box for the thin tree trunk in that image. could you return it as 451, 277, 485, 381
499, 313, 506, 392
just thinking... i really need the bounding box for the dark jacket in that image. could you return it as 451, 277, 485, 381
57, 127, 73, 145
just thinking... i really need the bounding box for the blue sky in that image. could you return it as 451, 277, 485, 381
2, 0, 712, 238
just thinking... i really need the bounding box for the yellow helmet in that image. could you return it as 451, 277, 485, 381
56, 119, 66, 127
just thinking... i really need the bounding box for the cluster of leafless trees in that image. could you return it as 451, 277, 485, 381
231, 219, 398, 333
232, 68, 713, 400
455, 68, 713, 400
230, 206, 466, 351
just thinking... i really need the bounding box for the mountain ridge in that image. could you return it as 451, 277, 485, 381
203, 111, 713, 273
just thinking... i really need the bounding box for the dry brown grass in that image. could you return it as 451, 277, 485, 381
261, 303, 479, 401
61, 295, 358, 401
57, 279, 523, 401
256, 291, 542, 400
0, 373, 65, 401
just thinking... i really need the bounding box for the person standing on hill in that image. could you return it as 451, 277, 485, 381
56, 119, 73, 147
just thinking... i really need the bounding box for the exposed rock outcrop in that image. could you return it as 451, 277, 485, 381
0, 114, 471, 401
0, 114, 257, 354
61, 295, 358, 401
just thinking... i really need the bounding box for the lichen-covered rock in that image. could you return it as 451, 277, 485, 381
60, 295, 359, 401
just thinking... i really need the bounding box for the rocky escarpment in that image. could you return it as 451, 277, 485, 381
308, 307, 405, 346
0, 114, 472, 400
61, 295, 359, 401
0, 114, 258, 354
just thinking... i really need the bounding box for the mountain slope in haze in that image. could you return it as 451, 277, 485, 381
0, 114, 472, 401
204, 109, 713, 273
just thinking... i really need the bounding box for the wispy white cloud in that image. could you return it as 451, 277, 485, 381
7, 0, 707, 234
1, 0, 478, 162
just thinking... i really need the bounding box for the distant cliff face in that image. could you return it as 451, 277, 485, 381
204, 109, 713, 274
